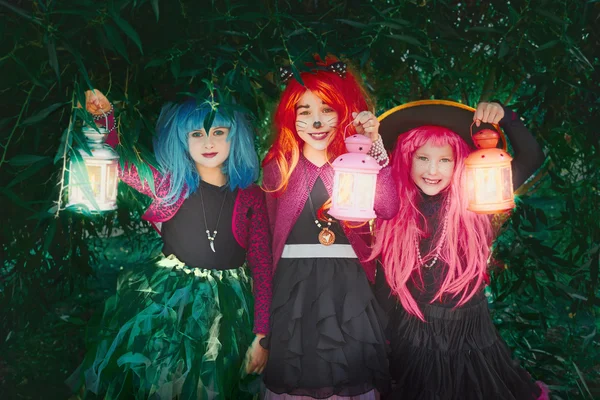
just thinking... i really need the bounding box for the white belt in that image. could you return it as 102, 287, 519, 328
281, 244, 358, 259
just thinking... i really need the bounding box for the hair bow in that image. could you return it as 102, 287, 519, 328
278, 61, 347, 83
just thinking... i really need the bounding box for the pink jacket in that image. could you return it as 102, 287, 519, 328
262, 156, 398, 283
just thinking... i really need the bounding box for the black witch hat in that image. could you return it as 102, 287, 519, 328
378, 100, 507, 151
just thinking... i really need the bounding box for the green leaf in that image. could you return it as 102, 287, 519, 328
290, 64, 304, 86
572, 361, 594, 399
72, 128, 93, 157
7, 157, 53, 188
336, 19, 368, 29
170, 57, 180, 79
498, 41, 510, 59
110, 12, 143, 54
145, 58, 166, 69
0, 0, 42, 25
103, 23, 130, 63
22, 102, 67, 125
117, 352, 151, 367
8, 155, 51, 166
468, 26, 504, 34
536, 9, 568, 26
10, 54, 47, 88
66, 44, 94, 90
0, 186, 34, 211
42, 219, 57, 254
54, 127, 72, 164
151, 0, 159, 21
535, 40, 561, 52
47, 37, 60, 82
215, 45, 237, 53
386, 34, 422, 46
203, 108, 216, 133
380, 21, 409, 30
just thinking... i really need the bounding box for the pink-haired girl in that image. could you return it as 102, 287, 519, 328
372, 102, 549, 400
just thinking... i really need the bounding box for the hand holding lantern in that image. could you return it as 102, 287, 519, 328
329, 132, 382, 222
67, 89, 119, 212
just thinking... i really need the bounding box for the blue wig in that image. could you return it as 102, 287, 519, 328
154, 98, 259, 205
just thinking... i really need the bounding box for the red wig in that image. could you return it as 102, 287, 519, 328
263, 55, 373, 193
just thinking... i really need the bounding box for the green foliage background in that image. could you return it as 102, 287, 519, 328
0, 0, 598, 398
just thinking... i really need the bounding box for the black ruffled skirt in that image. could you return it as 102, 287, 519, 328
262, 257, 390, 398
386, 296, 543, 400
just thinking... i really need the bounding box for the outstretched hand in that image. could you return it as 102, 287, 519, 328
473, 102, 505, 127
245, 334, 268, 375
79, 89, 111, 116
351, 111, 380, 142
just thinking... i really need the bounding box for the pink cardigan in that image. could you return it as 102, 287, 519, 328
262, 156, 398, 283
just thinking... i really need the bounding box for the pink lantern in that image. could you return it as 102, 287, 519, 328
329, 135, 382, 222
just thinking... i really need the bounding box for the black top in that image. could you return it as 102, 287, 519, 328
161, 180, 246, 269
375, 104, 546, 313
286, 178, 350, 245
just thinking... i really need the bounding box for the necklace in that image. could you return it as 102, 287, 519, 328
415, 198, 450, 268
302, 161, 335, 246
198, 184, 228, 253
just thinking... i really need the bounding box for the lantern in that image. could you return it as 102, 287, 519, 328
67, 126, 119, 211
465, 129, 514, 214
329, 135, 382, 222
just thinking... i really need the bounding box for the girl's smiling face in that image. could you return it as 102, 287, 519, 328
295, 90, 338, 151
410, 139, 455, 196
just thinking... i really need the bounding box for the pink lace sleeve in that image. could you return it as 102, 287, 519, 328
95, 105, 166, 200
245, 187, 273, 335
262, 162, 280, 237
374, 166, 399, 220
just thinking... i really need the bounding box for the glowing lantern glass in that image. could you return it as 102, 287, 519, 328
329, 135, 382, 222
465, 129, 514, 214
67, 126, 119, 211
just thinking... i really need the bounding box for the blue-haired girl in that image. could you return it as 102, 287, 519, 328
69, 90, 272, 399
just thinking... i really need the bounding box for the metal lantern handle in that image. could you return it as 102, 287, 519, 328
469, 119, 478, 138
342, 120, 355, 139
470, 119, 508, 150
100, 109, 109, 132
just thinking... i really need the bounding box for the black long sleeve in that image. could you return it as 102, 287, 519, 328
496, 104, 545, 189
374, 262, 397, 315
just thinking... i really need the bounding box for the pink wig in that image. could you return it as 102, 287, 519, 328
371, 125, 493, 320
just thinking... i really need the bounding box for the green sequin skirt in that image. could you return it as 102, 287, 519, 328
69, 254, 259, 400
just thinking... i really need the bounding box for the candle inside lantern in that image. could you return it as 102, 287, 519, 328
465, 129, 514, 214
329, 135, 382, 222
67, 126, 119, 212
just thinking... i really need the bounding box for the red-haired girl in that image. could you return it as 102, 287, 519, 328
373, 101, 549, 399
261, 56, 398, 399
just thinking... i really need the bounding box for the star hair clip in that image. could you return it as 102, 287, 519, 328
279, 61, 348, 84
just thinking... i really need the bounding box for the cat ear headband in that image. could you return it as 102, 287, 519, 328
278, 61, 347, 83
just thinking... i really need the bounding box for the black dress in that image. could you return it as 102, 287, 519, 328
374, 105, 546, 400
376, 192, 542, 400
263, 178, 390, 398
70, 181, 261, 399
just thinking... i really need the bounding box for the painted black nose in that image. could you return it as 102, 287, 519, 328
313, 121, 322, 129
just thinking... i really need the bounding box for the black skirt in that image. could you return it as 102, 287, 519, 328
262, 257, 389, 398
386, 295, 542, 400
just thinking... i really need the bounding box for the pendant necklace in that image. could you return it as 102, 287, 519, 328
302, 161, 336, 246
415, 197, 450, 268
199, 184, 227, 253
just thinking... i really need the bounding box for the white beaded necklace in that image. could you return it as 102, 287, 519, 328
414, 198, 450, 268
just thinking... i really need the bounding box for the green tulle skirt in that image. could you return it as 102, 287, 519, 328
69, 254, 260, 400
